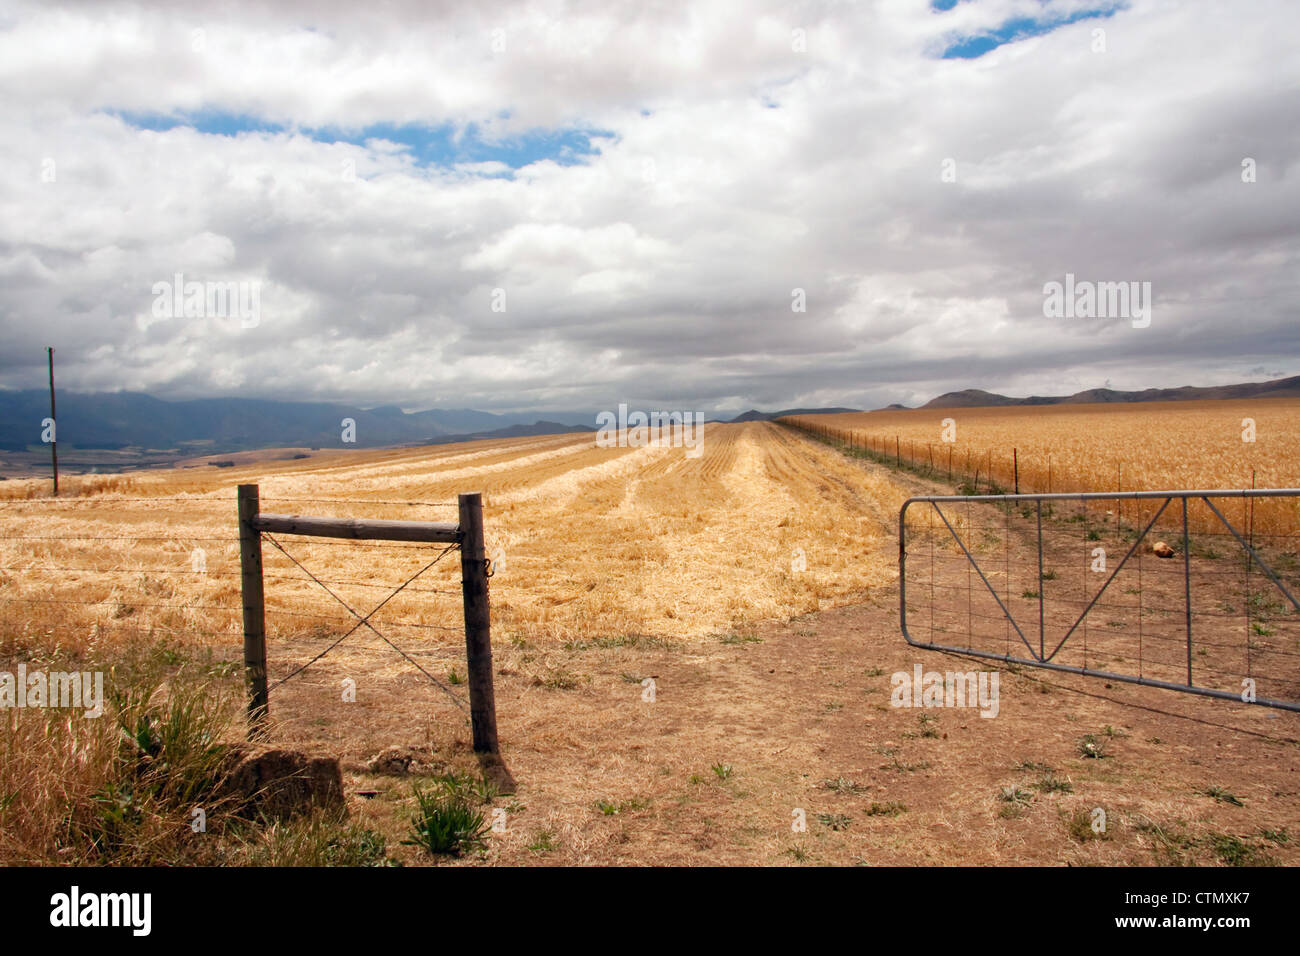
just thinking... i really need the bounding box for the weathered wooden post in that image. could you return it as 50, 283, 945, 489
238, 483, 268, 737
458, 491, 515, 792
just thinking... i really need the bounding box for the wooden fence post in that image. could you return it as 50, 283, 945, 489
458, 492, 516, 792
238, 483, 268, 737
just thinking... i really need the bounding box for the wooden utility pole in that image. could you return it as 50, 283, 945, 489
47, 347, 58, 496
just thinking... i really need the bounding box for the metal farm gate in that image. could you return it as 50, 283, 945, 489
899, 489, 1300, 712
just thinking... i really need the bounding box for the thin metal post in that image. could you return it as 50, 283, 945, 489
1036, 498, 1045, 660
1183, 496, 1192, 686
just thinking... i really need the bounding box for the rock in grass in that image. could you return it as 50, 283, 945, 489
220, 746, 345, 819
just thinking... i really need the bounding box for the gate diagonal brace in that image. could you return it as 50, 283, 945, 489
930, 500, 1037, 660
1044, 496, 1173, 662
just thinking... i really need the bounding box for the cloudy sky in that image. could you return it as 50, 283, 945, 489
1, 0, 1297, 417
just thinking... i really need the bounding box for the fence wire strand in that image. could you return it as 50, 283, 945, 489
261, 532, 468, 710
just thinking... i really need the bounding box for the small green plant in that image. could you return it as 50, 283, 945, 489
527, 829, 559, 853
865, 666, 885, 677
917, 714, 940, 738
244, 813, 393, 866
1023, 589, 1040, 599
1260, 827, 1290, 845
785, 844, 809, 862
711, 762, 733, 780
1132, 816, 1194, 865
538, 668, 586, 690
1065, 807, 1104, 843
1201, 786, 1245, 807
865, 801, 907, 817
1034, 773, 1074, 794
822, 777, 868, 795
406, 785, 488, 856
999, 786, 1033, 805
885, 758, 931, 773
719, 632, 762, 645
431, 770, 498, 805
1207, 833, 1273, 867
595, 797, 649, 815
817, 812, 852, 831
447, 668, 463, 685
1041, 570, 1058, 581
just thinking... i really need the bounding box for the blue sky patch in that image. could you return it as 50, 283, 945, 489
106, 109, 609, 170
936, 3, 1122, 59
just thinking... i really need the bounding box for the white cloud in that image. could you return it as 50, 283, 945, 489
0, 0, 1297, 415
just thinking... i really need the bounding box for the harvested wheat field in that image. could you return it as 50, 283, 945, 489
0, 423, 903, 651
1, 420, 1297, 866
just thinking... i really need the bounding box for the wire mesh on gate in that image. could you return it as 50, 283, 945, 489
899, 489, 1300, 712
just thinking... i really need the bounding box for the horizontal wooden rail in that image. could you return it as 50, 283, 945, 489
251, 513, 460, 543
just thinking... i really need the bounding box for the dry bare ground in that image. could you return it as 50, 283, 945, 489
2, 421, 1297, 865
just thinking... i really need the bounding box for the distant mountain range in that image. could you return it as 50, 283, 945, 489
4, 376, 1291, 458
425, 421, 594, 444
0, 390, 592, 453
726, 407, 861, 422
920, 375, 1300, 409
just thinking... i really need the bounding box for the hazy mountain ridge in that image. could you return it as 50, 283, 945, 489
727, 407, 861, 422
0, 390, 587, 453
921, 375, 1300, 409
5, 375, 1294, 457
